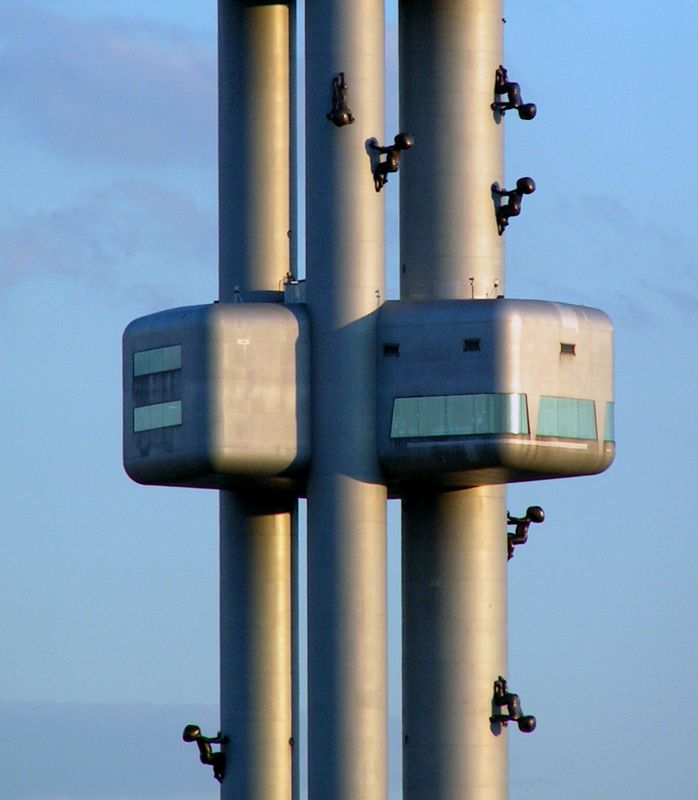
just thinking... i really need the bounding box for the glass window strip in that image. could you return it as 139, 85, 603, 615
133, 345, 181, 377
390, 393, 529, 438
133, 400, 182, 432
604, 401, 615, 442
537, 396, 597, 440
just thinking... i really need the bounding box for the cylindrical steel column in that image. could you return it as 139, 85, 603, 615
399, 0, 504, 301
305, 2, 388, 798
220, 493, 294, 800
399, 3, 508, 799
218, 5, 294, 800
402, 487, 508, 799
218, 1, 291, 300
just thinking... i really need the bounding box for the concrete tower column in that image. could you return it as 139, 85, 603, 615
399, 2, 508, 799
305, 2, 388, 799
217, 4, 294, 800
220, 492, 294, 800
399, 0, 504, 301
218, 0, 292, 300
402, 487, 508, 799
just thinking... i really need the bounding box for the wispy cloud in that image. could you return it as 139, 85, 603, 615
644, 282, 698, 318
0, 181, 217, 298
580, 194, 691, 263
554, 193, 698, 323
0, 3, 216, 166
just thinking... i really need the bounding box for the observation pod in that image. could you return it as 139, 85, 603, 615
123, 303, 311, 492
378, 299, 615, 490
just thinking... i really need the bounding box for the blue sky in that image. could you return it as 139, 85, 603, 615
1, 1, 696, 798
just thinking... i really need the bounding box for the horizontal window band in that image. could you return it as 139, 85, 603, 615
133, 345, 181, 377
537, 396, 596, 440
134, 400, 182, 432
391, 393, 529, 438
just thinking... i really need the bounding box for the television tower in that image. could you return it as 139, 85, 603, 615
123, 2, 614, 799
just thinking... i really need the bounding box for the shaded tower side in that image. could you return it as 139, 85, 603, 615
304, 1, 388, 798
218, 3, 294, 799
399, 2, 508, 799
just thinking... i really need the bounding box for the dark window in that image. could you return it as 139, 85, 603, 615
383, 343, 400, 357
560, 342, 576, 355
133, 370, 182, 406
463, 338, 481, 352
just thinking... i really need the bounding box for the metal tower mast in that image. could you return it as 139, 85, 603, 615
218, 5, 294, 799
305, 2, 388, 798
123, 2, 615, 799
399, 4, 507, 797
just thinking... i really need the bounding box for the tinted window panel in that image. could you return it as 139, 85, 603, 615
133, 345, 181, 377
537, 397, 596, 440
134, 400, 182, 432
391, 393, 529, 438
